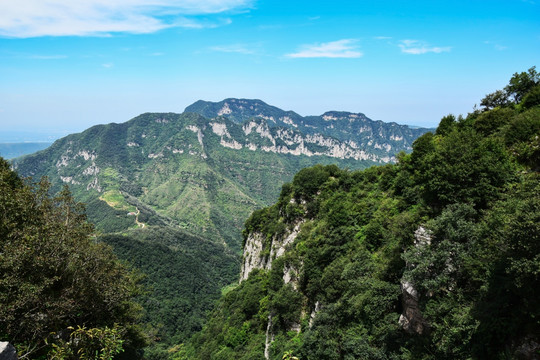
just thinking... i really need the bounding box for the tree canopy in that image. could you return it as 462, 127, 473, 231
0, 158, 144, 359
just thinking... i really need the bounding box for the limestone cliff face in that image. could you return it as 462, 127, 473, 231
399, 226, 431, 335
241, 220, 316, 360
240, 222, 302, 282
187, 98, 433, 163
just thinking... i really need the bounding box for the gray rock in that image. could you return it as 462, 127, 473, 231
398, 226, 431, 335
0, 342, 17, 360
514, 336, 540, 360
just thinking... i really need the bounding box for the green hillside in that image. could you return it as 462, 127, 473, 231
100, 227, 239, 358
177, 68, 540, 359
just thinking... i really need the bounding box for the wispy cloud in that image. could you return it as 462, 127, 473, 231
27, 54, 68, 60
374, 36, 392, 40
210, 44, 257, 54
484, 41, 507, 51
399, 40, 451, 54
0, 0, 252, 38
102, 63, 114, 68
286, 39, 362, 58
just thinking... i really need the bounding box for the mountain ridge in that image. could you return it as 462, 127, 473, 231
13, 99, 432, 250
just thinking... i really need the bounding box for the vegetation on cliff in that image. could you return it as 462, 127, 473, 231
176, 68, 540, 359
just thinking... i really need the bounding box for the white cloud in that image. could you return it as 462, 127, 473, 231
210, 43, 256, 54
399, 40, 451, 55
0, 0, 252, 38
286, 39, 363, 59
28, 54, 68, 59
102, 63, 114, 68
484, 41, 507, 51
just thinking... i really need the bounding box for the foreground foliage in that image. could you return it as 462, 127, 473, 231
177, 68, 540, 359
0, 159, 144, 359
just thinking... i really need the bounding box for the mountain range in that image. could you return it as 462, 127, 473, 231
0, 142, 52, 160
4, 67, 539, 359
13, 98, 431, 250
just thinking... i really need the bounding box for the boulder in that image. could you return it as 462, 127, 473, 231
0, 342, 17, 360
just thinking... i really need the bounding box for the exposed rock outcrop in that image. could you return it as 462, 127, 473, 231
241, 222, 305, 359
399, 226, 431, 335
0, 342, 17, 360
240, 222, 302, 282
514, 336, 540, 360
264, 314, 275, 360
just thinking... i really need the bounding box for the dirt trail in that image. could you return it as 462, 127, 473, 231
134, 207, 145, 228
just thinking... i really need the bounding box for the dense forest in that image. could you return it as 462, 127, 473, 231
176, 68, 540, 359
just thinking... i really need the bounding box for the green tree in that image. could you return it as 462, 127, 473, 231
0, 157, 144, 359
480, 89, 510, 110
505, 66, 539, 103
521, 84, 540, 109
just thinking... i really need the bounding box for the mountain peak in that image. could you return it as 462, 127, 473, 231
184, 98, 303, 124
320, 110, 369, 121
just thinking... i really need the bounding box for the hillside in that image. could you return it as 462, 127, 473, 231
177, 69, 540, 359
0, 158, 143, 359
13, 100, 430, 250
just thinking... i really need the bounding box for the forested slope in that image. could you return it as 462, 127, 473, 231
177, 68, 540, 360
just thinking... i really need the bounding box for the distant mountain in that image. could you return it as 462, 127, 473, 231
186, 98, 430, 161
0, 142, 52, 159
13, 100, 431, 250
185, 98, 304, 125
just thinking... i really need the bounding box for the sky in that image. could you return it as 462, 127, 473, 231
0, 0, 539, 141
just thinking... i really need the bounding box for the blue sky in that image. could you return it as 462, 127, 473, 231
0, 0, 538, 140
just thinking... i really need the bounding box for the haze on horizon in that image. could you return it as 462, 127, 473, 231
0, 0, 538, 141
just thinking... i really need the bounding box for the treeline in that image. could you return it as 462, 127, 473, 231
175, 68, 540, 359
